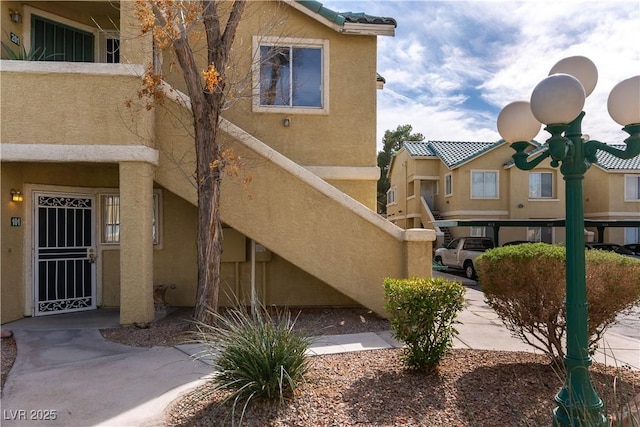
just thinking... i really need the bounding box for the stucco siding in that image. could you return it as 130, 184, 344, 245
158, 1, 377, 170
1, 63, 153, 148
1, 164, 26, 323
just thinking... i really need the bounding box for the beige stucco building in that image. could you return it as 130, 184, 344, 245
1, 1, 436, 325
387, 140, 640, 247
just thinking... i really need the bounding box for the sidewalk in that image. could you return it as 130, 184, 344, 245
1, 281, 638, 426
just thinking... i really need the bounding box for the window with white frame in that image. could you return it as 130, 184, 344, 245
407, 180, 415, 197
470, 226, 493, 238
625, 227, 640, 244
529, 171, 554, 198
386, 187, 397, 205
471, 170, 498, 199
101, 193, 161, 245
527, 226, 552, 243
445, 173, 452, 197
625, 175, 640, 201
102, 195, 120, 243
254, 37, 328, 113
31, 14, 95, 62
101, 31, 120, 63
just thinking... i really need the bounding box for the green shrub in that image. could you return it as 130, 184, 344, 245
192, 306, 311, 425
384, 277, 466, 371
475, 243, 640, 361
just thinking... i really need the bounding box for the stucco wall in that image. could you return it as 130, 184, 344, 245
1, 1, 119, 37
157, 1, 379, 199
0, 162, 121, 323
1, 63, 152, 147
1, 164, 26, 323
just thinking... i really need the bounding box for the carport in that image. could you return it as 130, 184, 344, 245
432, 219, 640, 245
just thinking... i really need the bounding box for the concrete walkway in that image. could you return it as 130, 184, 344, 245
1, 276, 638, 426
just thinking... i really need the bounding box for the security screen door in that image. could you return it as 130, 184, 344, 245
34, 193, 96, 316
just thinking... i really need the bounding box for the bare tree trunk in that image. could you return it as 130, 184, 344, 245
194, 124, 223, 326
169, 0, 246, 324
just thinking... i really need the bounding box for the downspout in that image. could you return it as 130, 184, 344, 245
251, 239, 256, 316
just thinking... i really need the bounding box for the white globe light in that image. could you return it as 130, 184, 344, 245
607, 75, 640, 126
530, 74, 586, 125
497, 101, 541, 143
549, 56, 598, 97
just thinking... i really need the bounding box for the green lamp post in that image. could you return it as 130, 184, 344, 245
496, 56, 640, 426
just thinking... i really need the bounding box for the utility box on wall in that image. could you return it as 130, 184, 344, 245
254, 243, 272, 262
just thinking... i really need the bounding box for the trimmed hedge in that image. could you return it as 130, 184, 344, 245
384, 277, 466, 371
475, 243, 640, 360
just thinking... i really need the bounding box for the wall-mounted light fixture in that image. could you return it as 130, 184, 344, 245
9, 9, 22, 24
517, 203, 525, 208
283, 117, 291, 127
10, 189, 23, 202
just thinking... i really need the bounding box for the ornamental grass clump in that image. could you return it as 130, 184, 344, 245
475, 243, 640, 361
384, 277, 466, 372
191, 306, 311, 426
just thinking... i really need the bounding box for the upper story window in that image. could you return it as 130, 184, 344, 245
386, 186, 397, 205
23, 6, 119, 64
32, 14, 94, 62
253, 36, 329, 114
444, 173, 452, 197
471, 170, 498, 199
529, 171, 554, 199
625, 175, 640, 201
102, 31, 120, 64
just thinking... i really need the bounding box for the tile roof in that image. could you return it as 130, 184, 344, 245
428, 140, 504, 168
502, 141, 545, 167
403, 141, 436, 157
296, 1, 397, 27
502, 143, 640, 171
594, 144, 640, 170
402, 140, 505, 169
341, 12, 397, 26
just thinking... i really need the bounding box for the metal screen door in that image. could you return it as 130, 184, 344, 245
34, 193, 96, 316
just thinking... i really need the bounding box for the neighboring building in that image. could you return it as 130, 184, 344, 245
583, 146, 640, 244
1, 1, 435, 325
386, 140, 640, 247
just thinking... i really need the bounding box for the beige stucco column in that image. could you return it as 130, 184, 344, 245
119, 161, 155, 325
119, 2, 153, 65
403, 228, 435, 278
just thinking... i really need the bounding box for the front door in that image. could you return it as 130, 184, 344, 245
34, 193, 96, 316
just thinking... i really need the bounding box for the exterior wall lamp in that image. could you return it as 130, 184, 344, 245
9, 9, 22, 24
10, 189, 24, 202
497, 56, 640, 427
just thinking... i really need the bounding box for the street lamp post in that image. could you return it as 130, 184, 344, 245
496, 56, 640, 426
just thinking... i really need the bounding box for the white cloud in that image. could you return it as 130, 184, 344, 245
324, 1, 640, 149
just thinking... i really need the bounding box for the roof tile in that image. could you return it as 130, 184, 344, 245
428, 140, 504, 168
296, 1, 397, 27
595, 145, 640, 170
403, 141, 436, 157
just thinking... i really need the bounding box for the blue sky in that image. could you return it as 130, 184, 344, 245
323, 1, 640, 149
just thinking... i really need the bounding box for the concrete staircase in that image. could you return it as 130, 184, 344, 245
432, 211, 453, 245
152, 91, 434, 316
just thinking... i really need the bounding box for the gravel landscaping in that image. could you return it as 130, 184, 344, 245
102, 307, 640, 427
2, 307, 638, 426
